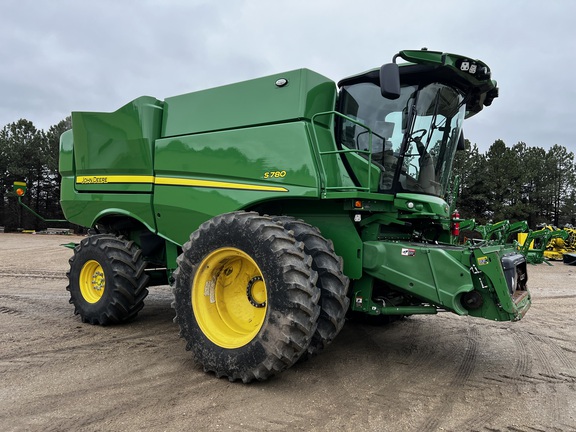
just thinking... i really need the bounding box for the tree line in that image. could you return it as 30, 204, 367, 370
452, 140, 576, 228
1, 118, 71, 232
1, 118, 575, 231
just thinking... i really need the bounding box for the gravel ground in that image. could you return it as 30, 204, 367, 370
1, 233, 575, 432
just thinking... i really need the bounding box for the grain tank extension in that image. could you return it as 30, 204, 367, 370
59, 49, 530, 382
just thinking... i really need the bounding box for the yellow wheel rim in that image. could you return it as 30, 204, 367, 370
79, 260, 105, 303
192, 248, 268, 349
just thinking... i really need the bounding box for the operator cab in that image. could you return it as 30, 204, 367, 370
336, 50, 497, 199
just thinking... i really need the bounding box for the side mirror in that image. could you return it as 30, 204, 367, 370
380, 63, 401, 99
13, 181, 27, 197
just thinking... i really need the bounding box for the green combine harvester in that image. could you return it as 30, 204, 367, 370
58, 49, 530, 382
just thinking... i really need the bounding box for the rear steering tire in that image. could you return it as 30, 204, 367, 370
172, 211, 321, 383
66, 234, 150, 325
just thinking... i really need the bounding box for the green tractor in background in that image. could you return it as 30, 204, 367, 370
58, 49, 530, 382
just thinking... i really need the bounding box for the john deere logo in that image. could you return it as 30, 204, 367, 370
79, 176, 108, 184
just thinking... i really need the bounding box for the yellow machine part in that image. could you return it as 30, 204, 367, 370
544, 226, 576, 260
543, 250, 565, 261
517, 232, 533, 249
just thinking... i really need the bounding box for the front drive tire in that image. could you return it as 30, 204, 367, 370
272, 217, 350, 358
172, 211, 321, 383
66, 234, 150, 325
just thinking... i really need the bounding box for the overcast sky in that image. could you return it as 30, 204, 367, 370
2, 0, 574, 153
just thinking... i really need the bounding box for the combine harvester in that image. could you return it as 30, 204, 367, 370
18, 49, 533, 382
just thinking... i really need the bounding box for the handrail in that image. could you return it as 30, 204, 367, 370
17, 197, 67, 223
310, 111, 377, 195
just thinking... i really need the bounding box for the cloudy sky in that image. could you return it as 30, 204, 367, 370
2, 0, 574, 153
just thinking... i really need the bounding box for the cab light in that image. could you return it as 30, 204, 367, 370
354, 200, 363, 209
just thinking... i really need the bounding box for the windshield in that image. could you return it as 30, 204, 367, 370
339, 82, 466, 197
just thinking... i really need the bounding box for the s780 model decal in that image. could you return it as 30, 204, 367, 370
263, 170, 287, 179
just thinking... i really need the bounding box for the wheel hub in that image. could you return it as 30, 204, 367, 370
92, 271, 105, 291
246, 276, 266, 308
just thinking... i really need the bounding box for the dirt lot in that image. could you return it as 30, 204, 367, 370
1, 233, 575, 432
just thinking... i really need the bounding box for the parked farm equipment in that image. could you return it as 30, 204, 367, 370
50, 49, 532, 381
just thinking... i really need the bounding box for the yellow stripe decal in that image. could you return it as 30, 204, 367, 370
75, 175, 288, 192
155, 177, 288, 192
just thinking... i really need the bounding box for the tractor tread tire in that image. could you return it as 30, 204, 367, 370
66, 234, 149, 325
272, 216, 350, 358
172, 211, 320, 383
